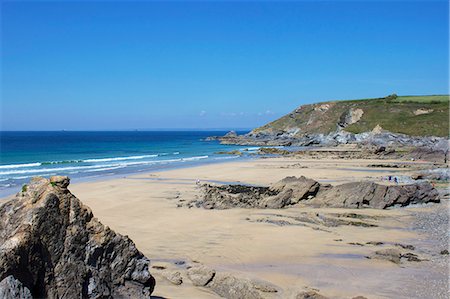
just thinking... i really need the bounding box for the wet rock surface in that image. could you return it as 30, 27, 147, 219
194, 176, 439, 210
0, 176, 155, 299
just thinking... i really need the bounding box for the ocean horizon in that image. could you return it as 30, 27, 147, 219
0, 130, 254, 197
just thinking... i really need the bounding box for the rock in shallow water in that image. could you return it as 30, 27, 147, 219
0, 176, 155, 298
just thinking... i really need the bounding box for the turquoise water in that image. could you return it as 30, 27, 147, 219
0, 131, 255, 197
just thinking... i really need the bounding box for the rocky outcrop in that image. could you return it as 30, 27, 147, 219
199, 176, 320, 209
185, 263, 271, 299
309, 181, 440, 209
0, 176, 155, 298
195, 176, 439, 210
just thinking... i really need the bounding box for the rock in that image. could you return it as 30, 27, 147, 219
251, 280, 278, 293
186, 265, 215, 286
49, 175, 70, 188
370, 248, 402, 264
0, 176, 155, 298
352, 296, 368, 299
161, 270, 183, 285
296, 290, 329, 299
267, 176, 320, 205
0, 276, 32, 299
373, 146, 386, 154
198, 176, 320, 209
309, 181, 439, 209
440, 249, 449, 255
407, 147, 448, 164
224, 131, 238, 138
395, 243, 415, 250
338, 108, 364, 128
208, 273, 263, 299
258, 147, 290, 155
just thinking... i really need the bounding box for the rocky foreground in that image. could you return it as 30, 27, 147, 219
0, 176, 155, 299
191, 176, 440, 210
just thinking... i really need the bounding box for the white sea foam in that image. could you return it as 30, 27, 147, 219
0, 162, 41, 169
1, 155, 211, 177
181, 155, 208, 161
83, 154, 158, 163
0, 164, 118, 176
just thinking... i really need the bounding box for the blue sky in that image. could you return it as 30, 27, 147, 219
1, 0, 448, 130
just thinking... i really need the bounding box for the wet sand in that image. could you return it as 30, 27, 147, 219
54, 157, 449, 298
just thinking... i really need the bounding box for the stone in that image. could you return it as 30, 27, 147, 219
49, 175, 70, 188
251, 280, 278, 293
0, 176, 155, 298
208, 272, 263, 299
310, 181, 439, 209
161, 270, 183, 285
186, 265, 215, 286
296, 290, 329, 299
371, 248, 402, 264
0, 276, 33, 299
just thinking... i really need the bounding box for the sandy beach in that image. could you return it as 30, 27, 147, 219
59, 156, 449, 299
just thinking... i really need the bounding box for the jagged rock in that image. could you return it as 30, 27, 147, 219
199, 176, 321, 209
186, 265, 215, 286
49, 175, 70, 188
309, 181, 439, 209
197, 176, 439, 210
199, 184, 275, 209
161, 270, 182, 285
296, 290, 329, 299
207, 273, 263, 299
370, 248, 402, 264
0, 176, 155, 298
0, 276, 32, 299
266, 176, 320, 205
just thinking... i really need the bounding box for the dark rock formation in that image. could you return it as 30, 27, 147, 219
296, 290, 329, 299
310, 181, 439, 209
196, 176, 439, 210
0, 176, 155, 298
199, 176, 320, 209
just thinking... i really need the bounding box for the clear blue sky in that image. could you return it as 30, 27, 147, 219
1, 0, 448, 130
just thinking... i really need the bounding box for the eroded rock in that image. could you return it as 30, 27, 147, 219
0, 176, 155, 298
186, 265, 215, 286
310, 181, 439, 209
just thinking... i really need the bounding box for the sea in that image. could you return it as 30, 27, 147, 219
0, 131, 257, 197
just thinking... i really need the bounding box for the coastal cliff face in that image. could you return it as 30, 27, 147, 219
209, 95, 449, 147
0, 176, 155, 299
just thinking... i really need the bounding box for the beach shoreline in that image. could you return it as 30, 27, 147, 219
42, 154, 448, 299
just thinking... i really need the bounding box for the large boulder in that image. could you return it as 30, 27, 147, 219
309, 181, 439, 209
262, 176, 320, 208
0, 176, 155, 298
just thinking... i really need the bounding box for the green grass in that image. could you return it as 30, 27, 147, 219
393, 95, 449, 103
253, 94, 450, 137
21, 184, 27, 192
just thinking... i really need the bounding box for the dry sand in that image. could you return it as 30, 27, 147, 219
61, 157, 448, 298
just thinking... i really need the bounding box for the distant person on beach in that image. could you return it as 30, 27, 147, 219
394, 177, 398, 184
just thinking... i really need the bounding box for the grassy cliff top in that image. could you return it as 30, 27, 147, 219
253, 95, 449, 137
